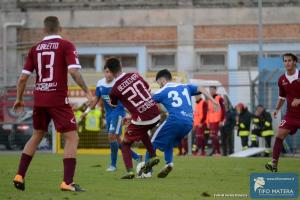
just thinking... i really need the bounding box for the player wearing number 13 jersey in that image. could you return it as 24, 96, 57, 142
13, 16, 92, 192
107, 58, 160, 179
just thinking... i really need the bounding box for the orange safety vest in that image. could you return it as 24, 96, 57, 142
207, 95, 222, 123
193, 99, 206, 126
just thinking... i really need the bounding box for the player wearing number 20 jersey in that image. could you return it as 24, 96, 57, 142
107, 57, 160, 178
110, 72, 160, 125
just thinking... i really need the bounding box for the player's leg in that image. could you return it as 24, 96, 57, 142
120, 137, 135, 179
196, 126, 206, 156
13, 106, 49, 191
13, 129, 46, 191
158, 123, 192, 178
106, 115, 120, 171
49, 105, 84, 191
62, 130, 79, 183
107, 134, 118, 171
210, 123, 221, 155
138, 122, 165, 175
157, 145, 174, 178
265, 127, 290, 172
177, 142, 183, 156
182, 137, 188, 155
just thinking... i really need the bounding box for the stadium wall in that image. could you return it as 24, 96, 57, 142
1, 4, 300, 110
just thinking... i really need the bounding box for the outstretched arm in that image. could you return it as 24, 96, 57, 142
197, 86, 219, 110
68, 68, 93, 105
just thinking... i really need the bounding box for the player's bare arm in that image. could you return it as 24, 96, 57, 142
68, 68, 93, 104
197, 86, 219, 110
273, 98, 285, 118
80, 96, 101, 121
13, 74, 30, 113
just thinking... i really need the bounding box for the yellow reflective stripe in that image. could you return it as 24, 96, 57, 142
264, 121, 271, 127
264, 149, 271, 153
250, 135, 257, 141
239, 123, 246, 128
253, 118, 259, 123
262, 130, 274, 136
239, 131, 250, 136
242, 146, 249, 150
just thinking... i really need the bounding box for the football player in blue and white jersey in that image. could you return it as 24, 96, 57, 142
141, 69, 218, 178
82, 66, 141, 172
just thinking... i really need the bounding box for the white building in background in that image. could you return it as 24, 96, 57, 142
1, 0, 300, 109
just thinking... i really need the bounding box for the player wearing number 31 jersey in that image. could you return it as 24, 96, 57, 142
141, 69, 218, 178
107, 58, 161, 179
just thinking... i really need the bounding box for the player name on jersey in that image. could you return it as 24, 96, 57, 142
36, 42, 59, 51
117, 73, 139, 92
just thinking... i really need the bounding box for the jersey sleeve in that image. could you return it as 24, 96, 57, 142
278, 78, 286, 99
152, 91, 163, 103
187, 84, 199, 96
109, 87, 118, 107
64, 41, 81, 69
95, 86, 101, 98
22, 47, 34, 75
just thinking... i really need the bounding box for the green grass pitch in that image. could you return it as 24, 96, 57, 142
0, 153, 298, 200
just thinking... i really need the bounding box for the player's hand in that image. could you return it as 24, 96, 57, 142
273, 109, 279, 119
109, 100, 117, 108
219, 121, 224, 127
85, 91, 93, 106
78, 113, 87, 124
291, 98, 300, 107
13, 100, 24, 114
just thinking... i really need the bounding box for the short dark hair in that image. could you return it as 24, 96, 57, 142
104, 57, 121, 74
44, 16, 60, 33
156, 69, 172, 81
283, 53, 298, 62
209, 86, 217, 90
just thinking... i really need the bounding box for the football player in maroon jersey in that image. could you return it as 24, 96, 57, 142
13, 16, 93, 191
108, 58, 160, 179
265, 53, 300, 172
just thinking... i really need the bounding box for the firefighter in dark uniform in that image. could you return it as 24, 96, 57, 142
236, 103, 253, 150
255, 105, 274, 156
251, 113, 261, 147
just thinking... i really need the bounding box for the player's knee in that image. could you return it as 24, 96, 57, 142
121, 139, 130, 146
32, 130, 45, 141
108, 134, 117, 142
64, 131, 79, 142
276, 129, 289, 139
